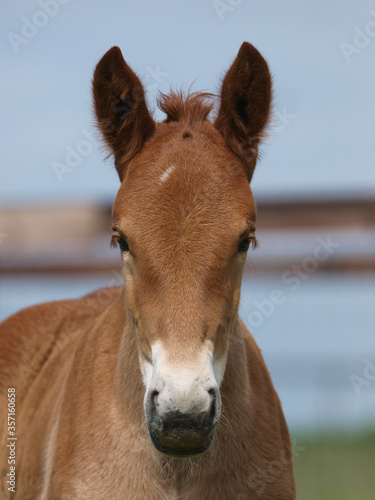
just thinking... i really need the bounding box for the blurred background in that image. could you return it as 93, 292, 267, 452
1, 1, 375, 498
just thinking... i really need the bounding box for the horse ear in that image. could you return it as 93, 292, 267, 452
214, 42, 272, 182
93, 46, 155, 181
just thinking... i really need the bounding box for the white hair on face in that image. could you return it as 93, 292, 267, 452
159, 164, 176, 183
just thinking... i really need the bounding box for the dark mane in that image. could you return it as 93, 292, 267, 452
157, 91, 215, 124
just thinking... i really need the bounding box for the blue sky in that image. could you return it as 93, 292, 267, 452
1, 0, 375, 205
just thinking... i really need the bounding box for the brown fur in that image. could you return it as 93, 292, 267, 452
0, 43, 295, 499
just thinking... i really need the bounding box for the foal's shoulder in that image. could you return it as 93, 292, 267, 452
237, 317, 263, 359
238, 317, 278, 395
0, 286, 122, 385
0, 286, 122, 331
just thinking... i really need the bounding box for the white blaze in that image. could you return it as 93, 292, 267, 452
159, 164, 176, 183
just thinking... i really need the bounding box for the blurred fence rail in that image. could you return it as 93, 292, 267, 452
0, 193, 374, 274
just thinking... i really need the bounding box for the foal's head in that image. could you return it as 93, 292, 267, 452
93, 43, 271, 458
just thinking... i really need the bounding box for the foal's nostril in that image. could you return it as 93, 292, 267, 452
148, 390, 162, 430
208, 388, 216, 398
151, 390, 159, 405
206, 388, 218, 428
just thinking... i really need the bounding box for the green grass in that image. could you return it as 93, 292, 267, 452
294, 429, 375, 500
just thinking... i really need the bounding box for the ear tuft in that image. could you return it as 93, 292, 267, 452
92, 46, 155, 181
214, 42, 272, 182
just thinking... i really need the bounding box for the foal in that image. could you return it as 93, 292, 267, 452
0, 43, 296, 499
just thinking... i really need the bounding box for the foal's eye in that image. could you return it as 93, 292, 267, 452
118, 238, 130, 253
238, 238, 251, 253
111, 235, 130, 253
238, 233, 257, 253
